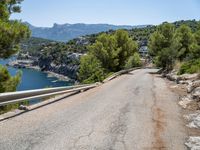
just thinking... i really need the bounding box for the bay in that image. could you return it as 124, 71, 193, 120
0, 59, 74, 104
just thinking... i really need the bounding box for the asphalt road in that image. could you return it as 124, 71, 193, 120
0, 69, 186, 150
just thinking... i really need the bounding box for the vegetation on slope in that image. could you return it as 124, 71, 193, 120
0, 0, 30, 113
148, 21, 200, 74
17, 20, 200, 81
78, 30, 141, 83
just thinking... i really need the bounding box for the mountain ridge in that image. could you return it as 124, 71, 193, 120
24, 22, 149, 42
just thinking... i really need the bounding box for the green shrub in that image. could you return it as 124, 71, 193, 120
148, 23, 177, 70
78, 54, 106, 84
0, 101, 29, 115
0, 0, 30, 114
0, 65, 26, 114
78, 30, 139, 83
0, 65, 21, 93
178, 59, 200, 74
124, 53, 141, 69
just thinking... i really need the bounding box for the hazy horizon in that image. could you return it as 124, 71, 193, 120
22, 19, 199, 28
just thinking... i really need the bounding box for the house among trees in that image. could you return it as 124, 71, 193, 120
139, 46, 148, 57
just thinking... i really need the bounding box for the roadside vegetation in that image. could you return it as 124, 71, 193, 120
148, 21, 200, 74
16, 20, 200, 83
0, 1, 199, 113
0, 0, 30, 113
78, 30, 142, 83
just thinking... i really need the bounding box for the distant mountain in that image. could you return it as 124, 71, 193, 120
24, 22, 147, 42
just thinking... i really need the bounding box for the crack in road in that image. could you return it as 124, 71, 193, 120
70, 103, 130, 150
133, 86, 140, 95
0, 69, 187, 150
71, 125, 94, 150
108, 103, 130, 150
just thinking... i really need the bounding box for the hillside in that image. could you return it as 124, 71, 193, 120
20, 37, 55, 56
25, 22, 147, 42
18, 37, 88, 79
16, 20, 199, 80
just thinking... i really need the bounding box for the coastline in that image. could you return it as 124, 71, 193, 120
45, 71, 75, 82
8, 60, 77, 83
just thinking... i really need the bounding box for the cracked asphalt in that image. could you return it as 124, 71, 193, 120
0, 69, 187, 150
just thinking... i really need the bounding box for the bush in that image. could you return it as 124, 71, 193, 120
148, 23, 177, 70
178, 59, 200, 74
0, 65, 21, 93
0, 101, 29, 115
0, 65, 24, 114
78, 54, 106, 83
78, 30, 139, 83
124, 53, 141, 69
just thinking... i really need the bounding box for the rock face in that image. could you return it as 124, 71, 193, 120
179, 73, 199, 81
165, 71, 200, 149
192, 87, 200, 101
187, 80, 200, 93
178, 79, 200, 109
165, 73, 179, 82
9, 60, 35, 69
9, 53, 82, 80
39, 62, 79, 80
165, 72, 199, 83
185, 136, 200, 150
167, 72, 200, 149
179, 96, 193, 109
165, 70, 200, 105
185, 112, 200, 129
37, 52, 81, 80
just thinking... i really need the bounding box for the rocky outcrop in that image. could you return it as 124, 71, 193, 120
165, 71, 200, 149
37, 52, 81, 80
178, 79, 200, 109
187, 80, 200, 93
193, 87, 200, 101
39, 63, 79, 80
9, 52, 82, 81
182, 78, 200, 150
165, 71, 199, 83
185, 111, 200, 129
179, 96, 193, 109
163, 70, 200, 107
9, 60, 35, 69
185, 136, 200, 150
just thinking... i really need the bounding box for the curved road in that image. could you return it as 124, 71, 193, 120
0, 69, 186, 150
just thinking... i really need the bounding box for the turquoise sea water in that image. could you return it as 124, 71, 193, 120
0, 59, 74, 104
0, 59, 73, 91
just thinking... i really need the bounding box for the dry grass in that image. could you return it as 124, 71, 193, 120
173, 61, 183, 71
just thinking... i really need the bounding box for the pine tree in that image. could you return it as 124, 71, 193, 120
0, 0, 30, 93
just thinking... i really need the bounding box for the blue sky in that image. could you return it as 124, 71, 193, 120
11, 0, 200, 27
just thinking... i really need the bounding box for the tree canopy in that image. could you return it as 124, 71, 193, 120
148, 21, 200, 73
148, 23, 177, 70
79, 30, 141, 83
89, 30, 138, 72
0, 0, 30, 113
175, 24, 194, 60
0, 0, 30, 59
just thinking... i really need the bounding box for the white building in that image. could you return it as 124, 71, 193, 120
139, 46, 148, 57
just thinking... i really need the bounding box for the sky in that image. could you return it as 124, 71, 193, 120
11, 0, 200, 27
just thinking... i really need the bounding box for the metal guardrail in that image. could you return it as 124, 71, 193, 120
0, 83, 98, 106
0, 67, 140, 106
103, 67, 141, 83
